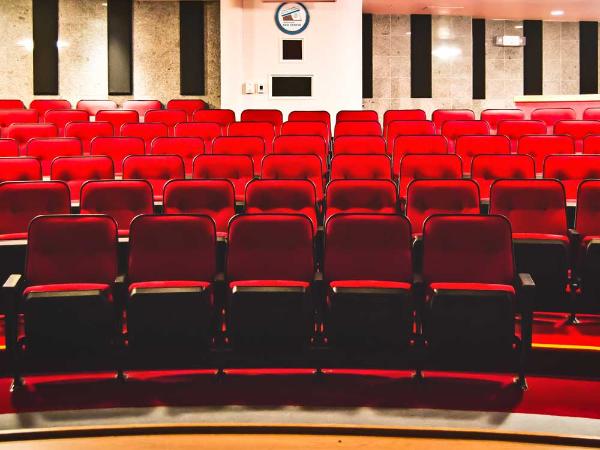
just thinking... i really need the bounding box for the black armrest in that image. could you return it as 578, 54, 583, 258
568, 228, 581, 245
517, 273, 535, 290
516, 273, 534, 356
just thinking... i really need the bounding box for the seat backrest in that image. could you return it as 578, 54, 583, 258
333, 135, 386, 155
280, 121, 329, 141
174, 122, 222, 153
554, 120, 600, 152
583, 135, 600, 154
192, 109, 236, 130
128, 214, 216, 283
406, 179, 480, 234
6, 123, 58, 153
0, 181, 70, 236
151, 136, 205, 175
245, 179, 316, 217
261, 154, 323, 200
470, 154, 535, 201
383, 110, 427, 137
167, 99, 207, 121
531, 108, 576, 132
432, 109, 475, 133
29, 99, 71, 116
288, 110, 331, 132
120, 122, 169, 152
575, 180, 600, 237
95, 110, 139, 134
80, 180, 154, 235
241, 109, 283, 133
122, 154, 184, 183
336, 110, 379, 122
51, 156, 114, 185
325, 179, 398, 221
583, 108, 600, 121
122, 100, 163, 119
330, 154, 391, 180
0, 109, 38, 127
89, 136, 145, 174
497, 120, 547, 152
422, 214, 514, 285
480, 109, 525, 133
455, 135, 510, 175
212, 136, 265, 176
192, 154, 254, 186
44, 109, 90, 136
543, 154, 600, 202
0, 138, 19, 157
387, 120, 436, 147
272, 135, 327, 173
324, 213, 412, 283
227, 214, 314, 282
64, 121, 114, 154
144, 109, 187, 135
334, 120, 382, 138
227, 121, 276, 154
489, 179, 567, 235
26, 215, 117, 285
0, 157, 42, 182
0, 100, 25, 109
25, 137, 83, 175
441, 120, 490, 153
517, 134, 574, 173
398, 154, 462, 197
76, 100, 118, 116
392, 135, 448, 178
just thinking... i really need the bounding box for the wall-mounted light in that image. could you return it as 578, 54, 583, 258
17, 39, 34, 51
432, 45, 462, 60
550, 10, 565, 16
56, 40, 69, 49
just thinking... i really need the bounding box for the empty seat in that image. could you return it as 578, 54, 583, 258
0, 138, 19, 157
583, 108, 600, 121
241, 109, 284, 134
280, 121, 329, 141
432, 109, 475, 133
583, 135, 600, 154
0, 157, 41, 182
573, 180, 600, 301
489, 179, 569, 309
531, 108, 576, 133
518, 134, 574, 173
64, 121, 114, 154
441, 120, 490, 153
5, 123, 58, 154
145, 109, 187, 135
44, 109, 90, 136
455, 135, 510, 176
325, 179, 398, 222
330, 154, 391, 180
0, 100, 25, 109
272, 135, 328, 173
76, 100, 118, 116
212, 136, 265, 176
0, 109, 38, 128
226, 214, 314, 347
80, 180, 154, 237
324, 213, 413, 348
192, 109, 236, 130
386, 120, 436, 148
193, 154, 254, 203
333, 135, 386, 155
383, 110, 427, 139
261, 154, 324, 202
25, 137, 82, 176
95, 110, 139, 134
336, 110, 379, 122
29, 99, 71, 116
163, 179, 235, 239
227, 121, 276, 154
50, 156, 115, 203
543, 154, 600, 203
497, 120, 547, 153
391, 135, 448, 178
334, 121, 382, 138
126, 214, 216, 349
480, 109, 525, 134
174, 122, 222, 153
122, 154, 185, 202
246, 179, 317, 233
554, 120, 600, 153
122, 100, 162, 119
167, 99, 207, 121
398, 154, 462, 198
151, 136, 204, 175
288, 110, 331, 138
89, 136, 145, 175
120, 122, 169, 153
471, 154, 535, 202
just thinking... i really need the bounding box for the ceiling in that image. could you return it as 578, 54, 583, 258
362, 0, 600, 21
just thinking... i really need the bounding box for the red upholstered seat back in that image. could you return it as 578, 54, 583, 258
0, 139, 19, 157
122, 100, 162, 119
192, 109, 236, 130
122, 155, 185, 200
392, 135, 448, 177
6, 124, 58, 153
29, 99, 71, 116
583, 135, 600, 154
281, 121, 329, 141
174, 122, 222, 152
76, 100, 118, 116
531, 108, 576, 133
0, 157, 41, 182
120, 122, 169, 153
554, 120, 600, 152
497, 120, 546, 152
0, 109, 38, 127
383, 109, 426, 137
227, 121, 276, 154
25, 137, 82, 175
333, 135, 386, 155
241, 109, 283, 133
193, 154, 253, 180
44, 109, 89, 136
145, 109, 187, 135
288, 110, 331, 132
387, 121, 436, 148
330, 154, 391, 180
480, 109, 525, 133
261, 154, 323, 200
441, 120, 490, 152
167, 99, 207, 121
64, 122, 114, 154
575, 180, 600, 238
543, 155, 600, 202
273, 135, 327, 172
0, 100, 25, 109
50, 156, 115, 201
337, 110, 379, 122
326, 179, 398, 221
95, 110, 139, 134
471, 154, 535, 201
517, 134, 574, 173
432, 109, 475, 133
334, 121, 382, 138
455, 135, 510, 174
90, 136, 145, 174
212, 136, 265, 176
151, 137, 205, 175
398, 154, 462, 197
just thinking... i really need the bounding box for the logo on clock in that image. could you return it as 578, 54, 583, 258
275, 2, 309, 35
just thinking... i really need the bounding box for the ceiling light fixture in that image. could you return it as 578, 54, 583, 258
550, 10, 564, 16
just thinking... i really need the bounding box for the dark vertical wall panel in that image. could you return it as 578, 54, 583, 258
33, 0, 59, 95
180, 1, 206, 96
411, 14, 432, 98
580, 21, 599, 94
523, 20, 543, 95
362, 14, 373, 99
108, 0, 133, 95
472, 18, 486, 99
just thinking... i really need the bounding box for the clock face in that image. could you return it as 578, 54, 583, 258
275, 2, 309, 35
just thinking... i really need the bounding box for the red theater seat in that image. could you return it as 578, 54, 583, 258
227, 121, 276, 154
455, 135, 510, 175
334, 121, 382, 138
272, 135, 327, 173
441, 120, 490, 153
261, 154, 324, 202
64, 121, 114, 154
120, 122, 169, 153
29, 99, 72, 116
531, 108, 576, 133
50, 156, 115, 203
192, 109, 236, 131
192, 154, 254, 203
0, 138, 19, 157
174, 122, 222, 153
554, 120, 600, 153
76, 100, 118, 116
288, 110, 331, 138
432, 109, 475, 133
25, 137, 82, 176
246, 179, 317, 233
387, 120, 436, 148
5, 123, 58, 154
518, 134, 575, 173
573, 180, 600, 301
151, 136, 204, 175
336, 110, 379, 122
583, 108, 600, 121
122, 154, 185, 202
0, 157, 41, 182
0, 100, 25, 109
163, 179, 235, 240
583, 135, 600, 154
480, 109, 525, 134
543, 154, 600, 203
471, 154, 535, 202
325, 179, 398, 222
126, 214, 217, 349
145, 109, 187, 135
80, 180, 154, 237
167, 99, 207, 121
391, 135, 448, 178
90, 136, 145, 175
333, 135, 386, 155
95, 110, 139, 134
212, 136, 265, 176
0, 109, 39, 128
383, 110, 426, 139
398, 154, 462, 198
324, 213, 413, 347
44, 109, 90, 136
497, 120, 546, 153
280, 121, 329, 141
122, 100, 162, 119
330, 154, 391, 180
241, 109, 283, 134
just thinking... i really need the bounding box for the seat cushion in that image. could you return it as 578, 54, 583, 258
24, 283, 112, 296
229, 280, 310, 289
512, 232, 569, 243
429, 282, 515, 295
129, 280, 211, 292
330, 280, 411, 290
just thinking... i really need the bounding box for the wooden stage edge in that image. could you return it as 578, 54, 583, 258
0, 422, 599, 448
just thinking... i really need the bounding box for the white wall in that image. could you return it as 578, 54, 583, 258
220, 0, 363, 120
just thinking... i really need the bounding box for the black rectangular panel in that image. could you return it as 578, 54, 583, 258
472, 18, 486, 99
411, 14, 432, 98
272, 76, 312, 97
523, 20, 543, 95
580, 21, 599, 94
282, 40, 303, 60
33, 0, 59, 95
108, 0, 133, 95
180, 1, 206, 95
362, 14, 373, 98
